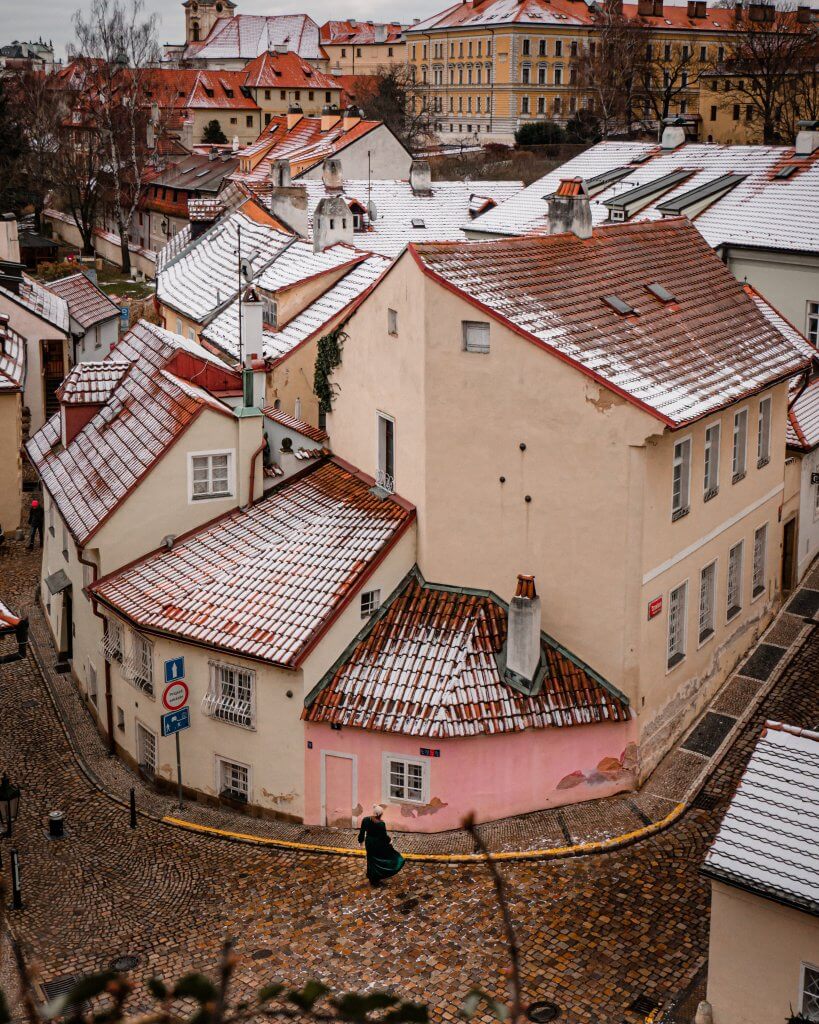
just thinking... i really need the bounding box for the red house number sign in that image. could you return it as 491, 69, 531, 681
648, 596, 663, 620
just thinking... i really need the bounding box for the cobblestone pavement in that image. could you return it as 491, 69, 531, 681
2, 540, 818, 1023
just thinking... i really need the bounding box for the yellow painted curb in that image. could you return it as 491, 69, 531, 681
162, 802, 686, 863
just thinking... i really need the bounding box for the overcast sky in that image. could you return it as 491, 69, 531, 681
2, 0, 444, 61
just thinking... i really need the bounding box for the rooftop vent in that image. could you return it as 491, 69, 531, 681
411, 217, 426, 228
548, 177, 592, 238
660, 116, 687, 150
646, 282, 676, 303
506, 574, 541, 686
602, 294, 636, 316
774, 164, 798, 179
795, 119, 819, 156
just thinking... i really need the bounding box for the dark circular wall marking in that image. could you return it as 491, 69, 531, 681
109, 955, 140, 972
251, 949, 273, 960
527, 1001, 560, 1023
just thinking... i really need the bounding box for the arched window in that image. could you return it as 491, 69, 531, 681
192, 21, 200, 40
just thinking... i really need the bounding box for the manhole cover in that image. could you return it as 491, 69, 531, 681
527, 1001, 561, 1023
109, 955, 140, 972
629, 995, 659, 1015
251, 949, 273, 960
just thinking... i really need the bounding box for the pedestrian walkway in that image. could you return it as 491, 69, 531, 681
11, 542, 819, 860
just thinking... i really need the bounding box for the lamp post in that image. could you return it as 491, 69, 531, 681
0, 774, 21, 839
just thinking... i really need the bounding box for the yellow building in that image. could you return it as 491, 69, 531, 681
320, 20, 406, 76
407, 0, 758, 144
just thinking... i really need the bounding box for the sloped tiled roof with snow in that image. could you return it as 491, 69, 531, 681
469, 141, 819, 256
788, 379, 819, 452
0, 322, 25, 392
703, 722, 819, 916
0, 276, 69, 333
412, 220, 813, 427
47, 273, 119, 330
304, 568, 629, 738
264, 405, 328, 443
56, 361, 130, 405
242, 50, 340, 90
203, 251, 389, 361
184, 14, 323, 62
111, 318, 234, 372
253, 178, 523, 257
321, 20, 404, 45
90, 459, 415, 668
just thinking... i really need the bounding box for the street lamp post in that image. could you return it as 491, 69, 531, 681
0, 774, 21, 839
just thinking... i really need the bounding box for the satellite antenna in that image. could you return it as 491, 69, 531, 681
367, 199, 378, 221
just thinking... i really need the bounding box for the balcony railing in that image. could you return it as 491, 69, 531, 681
375, 469, 394, 494
120, 652, 154, 696
99, 632, 123, 664
202, 691, 254, 729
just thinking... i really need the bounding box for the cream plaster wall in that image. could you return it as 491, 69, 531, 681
724, 248, 819, 339
707, 880, 819, 1024
0, 297, 69, 433
0, 393, 22, 533
298, 126, 411, 181
266, 337, 322, 427
190, 108, 261, 146
795, 448, 819, 581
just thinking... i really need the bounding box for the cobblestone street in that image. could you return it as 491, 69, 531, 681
2, 542, 818, 1024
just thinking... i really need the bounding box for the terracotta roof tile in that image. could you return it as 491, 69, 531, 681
304, 570, 629, 738
242, 50, 340, 90
0, 320, 25, 392
91, 460, 415, 668
47, 273, 119, 330
56, 361, 130, 405
264, 406, 329, 442
0, 275, 68, 333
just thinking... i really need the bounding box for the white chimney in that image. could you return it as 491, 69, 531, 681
180, 118, 194, 151
240, 285, 264, 372
660, 117, 686, 150
322, 156, 344, 190
547, 178, 592, 239
269, 182, 309, 235
795, 119, 819, 156
0, 214, 21, 264
232, 135, 239, 152
313, 195, 353, 252
247, 352, 267, 407
409, 159, 432, 195
269, 158, 292, 187
506, 575, 542, 684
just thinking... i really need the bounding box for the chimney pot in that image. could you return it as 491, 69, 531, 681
322, 156, 344, 190
795, 120, 819, 156
313, 195, 353, 252
409, 159, 432, 195
660, 117, 687, 149
506, 574, 542, 684
547, 178, 592, 239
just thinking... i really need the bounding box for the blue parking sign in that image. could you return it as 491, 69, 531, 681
161, 706, 190, 737
165, 657, 185, 683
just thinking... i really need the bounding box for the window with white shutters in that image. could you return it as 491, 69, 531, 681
699, 562, 716, 643
203, 662, 255, 728
732, 409, 748, 482
667, 582, 687, 668
672, 438, 691, 519
384, 756, 427, 803
727, 542, 743, 619
703, 423, 720, 499
757, 397, 771, 467
189, 452, 233, 500
752, 524, 767, 597
462, 321, 490, 354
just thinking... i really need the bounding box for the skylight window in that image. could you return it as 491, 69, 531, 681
602, 294, 636, 316
629, 152, 652, 164
774, 165, 798, 179
646, 282, 677, 303
411, 217, 426, 228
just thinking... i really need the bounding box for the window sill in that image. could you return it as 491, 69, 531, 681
666, 651, 686, 672
191, 492, 233, 502
703, 486, 719, 503
726, 605, 742, 622
732, 471, 746, 485
671, 506, 690, 523
698, 628, 715, 648
757, 456, 770, 470
752, 585, 766, 603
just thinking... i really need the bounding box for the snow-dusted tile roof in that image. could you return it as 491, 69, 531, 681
470, 141, 819, 256
202, 251, 389, 361
788, 379, 819, 451
46, 273, 119, 330
26, 320, 238, 545
413, 219, 813, 428
703, 722, 819, 916
57, 361, 130, 405
0, 275, 69, 333
304, 568, 629, 738
156, 210, 294, 323
0, 321, 25, 392
255, 239, 364, 291
184, 14, 323, 62
90, 459, 415, 668
264, 405, 328, 443
254, 178, 523, 257
111, 318, 234, 371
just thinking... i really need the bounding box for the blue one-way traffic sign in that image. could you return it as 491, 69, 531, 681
164, 657, 185, 683
161, 706, 190, 737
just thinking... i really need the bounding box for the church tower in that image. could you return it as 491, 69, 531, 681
183, 0, 237, 46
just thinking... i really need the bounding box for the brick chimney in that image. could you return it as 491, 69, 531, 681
313, 195, 353, 252
322, 156, 344, 190
0, 214, 21, 265
409, 159, 432, 195
506, 575, 542, 684
638, 0, 654, 16
342, 105, 361, 130
321, 104, 341, 131
286, 104, 304, 130
548, 178, 592, 239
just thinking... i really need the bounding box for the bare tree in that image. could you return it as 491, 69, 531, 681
637, 34, 713, 136
70, 0, 160, 273
575, 8, 644, 137
4, 70, 64, 231
361, 64, 436, 152
716, 2, 817, 144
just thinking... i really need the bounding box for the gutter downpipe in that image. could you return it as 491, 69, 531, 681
248, 440, 266, 505
76, 545, 116, 755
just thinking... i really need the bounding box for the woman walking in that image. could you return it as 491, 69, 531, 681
358, 805, 405, 887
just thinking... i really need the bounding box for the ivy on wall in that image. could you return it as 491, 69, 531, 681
313, 322, 348, 414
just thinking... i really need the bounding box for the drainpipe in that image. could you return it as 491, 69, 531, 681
248, 440, 265, 505
76, 545, 115, 755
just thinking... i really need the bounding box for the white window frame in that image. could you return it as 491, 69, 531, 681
87, 660, 98, 705
216, 755, 251, 803
136, 721, 157, 776
376, 412, 395, 493
667, 580, 688, 670
807, 301, 818, 345
726, 540, 744, 620
732, 407, 748, 482
203, 660, 256, 729
187, 449, 235, 503
382, 753, 429, 805
698, 560, 717, 647
127, 630, 154, 695
752, 523, 767, 599
387, 308, 398, 336
756, 396, 771, 468
462, 320, 490, 354
672, 436, 692, 519
800, 962, 819, 1021
116, 706, 125, 731
360, 589, 381, 618
703, 421, 720, 499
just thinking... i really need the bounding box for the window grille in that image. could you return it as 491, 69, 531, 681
219, 759, 249, 802
191, 453, 231, 499
136, 723, 157, 776
757, 397, 771, 467
752, 525, 767, 597
203, 662, 255, 728
801, 965, 819, 1020
667, 582, 687, 668
672, 438, 691, 518
704, 423, 720, 498
388, 758, 425, 802
123, 632, 154, 695
100, 618, 124, 663
699, 563, 716, 643
727, 542, 743, 619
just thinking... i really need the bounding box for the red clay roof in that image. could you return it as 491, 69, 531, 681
56, 361, 130, 405
0, 320, 25, 392
304, 570, 629, 738
242, 50, 340, 91
411, 220, 813, 427
145, 68, 258, 111
321, 20, 404, 45
91, 459, 415, 668
47, 272, 119, 330
263, 406, 329, 443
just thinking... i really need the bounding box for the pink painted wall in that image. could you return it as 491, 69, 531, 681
303, 719, 639, 833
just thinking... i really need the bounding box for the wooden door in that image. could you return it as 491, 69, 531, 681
322, 753, 355, 827
782, 517, 797, 591
43, 340, 65, 418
